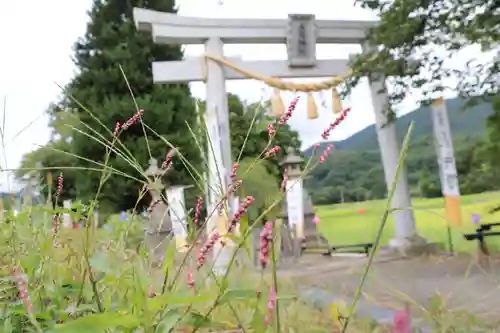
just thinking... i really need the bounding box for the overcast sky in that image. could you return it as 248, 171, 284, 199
0, 0, 484, 192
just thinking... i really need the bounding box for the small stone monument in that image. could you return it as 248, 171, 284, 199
144, 158, 172, 262
62, 200, 73, 228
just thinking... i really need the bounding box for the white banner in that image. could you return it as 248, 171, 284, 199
431, 98, 460, 197
286, 178, 304, 237
165, 186, 187, 237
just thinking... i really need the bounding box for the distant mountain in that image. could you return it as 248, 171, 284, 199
304, 97, 493, 156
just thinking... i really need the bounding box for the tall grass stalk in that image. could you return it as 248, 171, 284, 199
341, 122, 414, 333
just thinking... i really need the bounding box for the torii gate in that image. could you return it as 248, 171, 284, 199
133, 9, 423, 271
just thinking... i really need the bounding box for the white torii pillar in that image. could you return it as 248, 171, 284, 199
133, 9, 424, 264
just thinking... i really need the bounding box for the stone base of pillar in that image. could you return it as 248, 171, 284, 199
212, 243, 234, 276
145, 232, 171, 265
386, 233, 439, 257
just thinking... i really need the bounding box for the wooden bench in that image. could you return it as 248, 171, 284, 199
463, 222, 500, 256
300, 242, 374, 257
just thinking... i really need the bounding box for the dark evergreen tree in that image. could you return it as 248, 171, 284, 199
56, 0, 201, 213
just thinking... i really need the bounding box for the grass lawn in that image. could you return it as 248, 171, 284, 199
315, 191, 500, 253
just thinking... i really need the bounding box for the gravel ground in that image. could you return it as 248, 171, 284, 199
279, 253, 500, 323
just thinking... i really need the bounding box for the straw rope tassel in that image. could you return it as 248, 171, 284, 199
332, 88, 342, 114
271, 88, 285, 117
307, 93, 319, 119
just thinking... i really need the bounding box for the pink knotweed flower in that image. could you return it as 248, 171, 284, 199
105, 240, 113, 250
281, 170, 288, 192
319, 144, 334, 164
267, 123, 276, 138
193, 195, 203, 225
264, 145, 281, 158
147, 285, 156, 298
197, 231, 220, 269
227, 196, 255, 233
279, 96, 300, 125
218, 181, 244, 216
113, 121, 121, 137
161, 149, 175, 170
230, 163, 239, 181
51, 214, 59, 236
13, 265, 32, 313
52, 214, 61, 248
321, 107, 351, 140
228, 179, 243, 194
121, 109, 144, 130
187, 270, 195, 289
392, 304, 412, 333
56, 172, 64, 197
259, 222, 273, 269
264, 287, 277, 325
256, 287, 261, 298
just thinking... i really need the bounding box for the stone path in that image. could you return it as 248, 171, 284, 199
279, 253, 500, 326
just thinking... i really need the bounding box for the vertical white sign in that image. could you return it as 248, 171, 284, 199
431, 98, 460, 197
62, 199, 72, 228
286, 178, 304, 238
166, 186, 187, 237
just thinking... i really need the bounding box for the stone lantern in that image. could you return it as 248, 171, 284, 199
144, 157, 172, 261
279, 149, 328, 258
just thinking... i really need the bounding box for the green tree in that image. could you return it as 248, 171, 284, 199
16, 106, 79, 203
350, 0, 498, 109
418, 169, 441, 198
16, 140, 77, 203
350, 0, 499, 173
228, 94, 302, 181
196, 94, 301, 183
235, 157, 281, 224
52, 0, 201, 213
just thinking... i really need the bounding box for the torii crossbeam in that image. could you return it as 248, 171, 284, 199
134, 8, 424, 274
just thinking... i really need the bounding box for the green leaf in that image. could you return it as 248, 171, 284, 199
219, 278, 229, 293
250, 307, 267, 333
155, 309, 182, 333
2, 318, 12, 333
224, 233, 244, 245
253, 121, 269, 134
180, 310, 212, 328
162, 244, 175, 273
50, 312, 139, 333
329, 302, 346, 329
88, 253, 111, 274
219, 289, 258, 304
146, 294, 215, 313
240, 215, 248, 235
